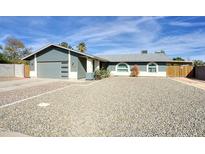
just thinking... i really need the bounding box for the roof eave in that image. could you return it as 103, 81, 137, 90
21, 43, 53, 60
22, 44, 108, 61
108, 60, 172, 62
167, 60, 193, 63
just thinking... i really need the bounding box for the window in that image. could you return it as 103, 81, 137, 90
148, 63, 157, 72
117, 63, 129, 72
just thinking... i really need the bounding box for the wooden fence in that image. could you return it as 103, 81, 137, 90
195, 66, 205, 80
166, 65, 194, 77
24, 65, 30, 78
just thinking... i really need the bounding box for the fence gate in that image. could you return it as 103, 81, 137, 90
24, 65, 30, 78
166, 65, 193, 77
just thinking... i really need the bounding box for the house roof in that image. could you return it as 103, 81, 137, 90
22, 44, 192, 63
22, 44, 107, 62
97, 53, 173, 62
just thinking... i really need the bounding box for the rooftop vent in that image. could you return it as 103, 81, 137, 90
141, 50, 148, 54
155, 50, 165, 54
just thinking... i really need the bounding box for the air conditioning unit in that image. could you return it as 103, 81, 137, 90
155, 50, 165, 54
141, 50, 148, 54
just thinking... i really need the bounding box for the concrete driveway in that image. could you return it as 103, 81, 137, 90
0, 77, 205, 137
0, 78, 89, 107
0, 78, 71, 92
0, 77, 23, 82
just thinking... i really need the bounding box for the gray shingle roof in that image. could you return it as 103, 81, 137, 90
98, 53, 172, 62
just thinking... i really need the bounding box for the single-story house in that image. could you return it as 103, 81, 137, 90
22, 44, 192, 79
22, 44, 106, 79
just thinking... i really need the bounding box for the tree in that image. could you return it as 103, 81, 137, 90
59, 42, 69, 48
3, 37, 24, 60
193, 60, 205, 66
3, 37, 32, 61
77, 42, 87, 53
0, 52, 10, 63
173, 57, 185, 61
18, 47, 32, 59
0, 44, 2, 50
59, 42, 73, 50
68, 45, 73, 50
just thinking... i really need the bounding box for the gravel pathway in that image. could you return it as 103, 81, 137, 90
0, 77, 205, 137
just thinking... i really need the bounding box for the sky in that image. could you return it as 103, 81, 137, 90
0, 16, 205, 60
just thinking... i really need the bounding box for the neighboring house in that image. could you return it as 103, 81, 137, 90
22, 44, 192, 79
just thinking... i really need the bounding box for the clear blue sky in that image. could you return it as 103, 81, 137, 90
0, 16, 205, 60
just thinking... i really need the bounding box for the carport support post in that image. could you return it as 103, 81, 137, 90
68, 51, 70, 79
94, 60, 100, 71
86, 58, 93, 73
34, 54, 37, 77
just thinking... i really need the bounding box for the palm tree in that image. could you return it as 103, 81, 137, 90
77, 42, 87, 53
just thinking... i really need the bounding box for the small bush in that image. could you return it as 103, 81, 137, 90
94, 68, 110, 80
94, 70, 102, 80
130, 65, 139, 77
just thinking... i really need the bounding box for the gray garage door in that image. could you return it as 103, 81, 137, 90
37, 62, 61, 78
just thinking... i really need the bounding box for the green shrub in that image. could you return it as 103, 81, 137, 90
94, 68, 110, 80
94, 69, 102, 80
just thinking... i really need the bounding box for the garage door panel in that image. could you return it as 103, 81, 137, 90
61, 61, 68, 78
37, 62, 61, 78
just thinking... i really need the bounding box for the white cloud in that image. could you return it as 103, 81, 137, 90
27, 38, 53, 50
169, 21, 205, 27
1, 17, 205, 60
147, 31, 205, 54
0, 34, 11, 43
66, 16, 162, 44
93, 29, 205, 61
29, 19, 48, 26
85, 18, 205, 60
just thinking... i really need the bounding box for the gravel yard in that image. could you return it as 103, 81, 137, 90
0, 77, 205, 137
